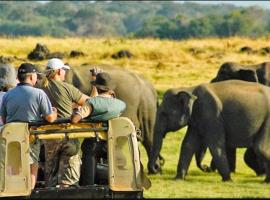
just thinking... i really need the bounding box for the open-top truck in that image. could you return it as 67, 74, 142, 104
0, 117, 151, 199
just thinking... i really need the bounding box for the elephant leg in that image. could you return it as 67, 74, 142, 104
209, 147, 236, 173
253, 146, 270, 182
208, 145, 231, 181
210, 159, 216, 172
252, 119, 270, 182
227, 147, 236, 173
265, 162, 270, 183
244, 147, 265, 176
206, 124, 231, 181
176, 126, 200, 179
195, 144, 212, 172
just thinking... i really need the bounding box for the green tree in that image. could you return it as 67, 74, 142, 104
187, 17, 214, 38
34, 1, 78, 18
156, 16, 188, 39
135, 16, 167, 38
64, 7, 126, 37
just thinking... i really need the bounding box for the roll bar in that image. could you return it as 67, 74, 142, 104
27, 118, 108, 140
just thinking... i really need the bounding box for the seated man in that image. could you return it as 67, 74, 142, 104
71, 72, 126, 185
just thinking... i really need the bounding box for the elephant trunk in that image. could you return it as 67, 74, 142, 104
148, 115, 166, 174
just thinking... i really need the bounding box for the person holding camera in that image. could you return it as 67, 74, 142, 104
71, 71, 126, 185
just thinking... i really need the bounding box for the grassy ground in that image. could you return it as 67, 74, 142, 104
1, 36, 270, 198
2, 36, 270, 94
139, 129, 270, 198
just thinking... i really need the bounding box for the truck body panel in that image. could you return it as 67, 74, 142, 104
0, 117, 149, 199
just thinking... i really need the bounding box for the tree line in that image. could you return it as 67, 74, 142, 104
0, 1, 270, 39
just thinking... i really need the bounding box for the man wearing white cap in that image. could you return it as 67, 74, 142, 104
39, 58, 90, 188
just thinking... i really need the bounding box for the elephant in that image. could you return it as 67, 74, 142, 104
211, 61, 270, 85
202, 61, 270, 174
148, 80, 270, 182
161, 62, 270, 174
36, 63, 163, 170
192, 61, 270, 174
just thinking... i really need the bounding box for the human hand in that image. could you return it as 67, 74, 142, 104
71, 113, 82, 124
90, 67, 103, 81
72, 103, 81, 110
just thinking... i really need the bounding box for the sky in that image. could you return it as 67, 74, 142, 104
180, 1, 270, 10
39, 1, 270, 10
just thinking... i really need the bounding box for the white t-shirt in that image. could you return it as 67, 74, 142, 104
0, 91, 5, 125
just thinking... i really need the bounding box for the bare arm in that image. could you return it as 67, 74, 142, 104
44, 107, 57, 123
90, 86, 98, 97
76, 94, 91, 106
71, 103, 92, 123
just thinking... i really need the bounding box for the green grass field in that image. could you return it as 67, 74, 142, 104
140, 128, 270, 198
1, 36, 270, 198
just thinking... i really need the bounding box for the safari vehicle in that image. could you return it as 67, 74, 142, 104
0, 117, 150, 199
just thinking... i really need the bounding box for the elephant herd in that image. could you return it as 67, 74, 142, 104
148, 61, 270, 183
1, 61, 270, 183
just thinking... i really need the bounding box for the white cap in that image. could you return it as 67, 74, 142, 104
46, 58, 70, 70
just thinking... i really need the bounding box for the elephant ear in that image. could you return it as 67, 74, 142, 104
238, 69, 259, 82
177, 91, 197, 117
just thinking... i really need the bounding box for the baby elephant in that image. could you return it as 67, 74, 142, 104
149, 80, 270, 182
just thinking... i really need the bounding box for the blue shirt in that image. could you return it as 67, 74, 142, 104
0, 83, 53, 123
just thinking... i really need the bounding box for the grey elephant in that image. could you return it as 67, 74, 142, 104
211, 61, 270, 85
149, 80, 270, 182
193, 61, 270, 174
205, 61, 270, 174
36, 63, 163, 169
